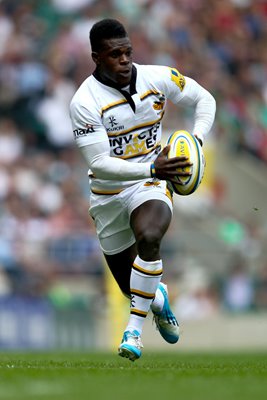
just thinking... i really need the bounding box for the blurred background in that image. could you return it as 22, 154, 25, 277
0, 0, 267, 351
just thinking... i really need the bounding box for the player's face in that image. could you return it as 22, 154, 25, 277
93, 37, 133, 87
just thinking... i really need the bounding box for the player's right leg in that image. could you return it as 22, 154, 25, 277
104, 243, 137, 298
104, 246, 144, 361
105, 249, 179, 353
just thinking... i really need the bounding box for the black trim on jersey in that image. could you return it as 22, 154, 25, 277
93, 66, 137, 112
101, 90, 160, 116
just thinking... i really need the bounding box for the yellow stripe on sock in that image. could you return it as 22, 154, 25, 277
133, 263, 162, 276
131, 289, 155, 299
130, 309, 148, 317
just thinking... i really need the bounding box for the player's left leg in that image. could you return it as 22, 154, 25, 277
118, 199, 178, 360
104, 228, 178, 360
152, 282, 180, 344
91, 181, 178, 359
131, 200, 178, 334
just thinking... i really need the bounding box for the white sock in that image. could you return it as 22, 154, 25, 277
125, 255, 162, 335
150, 285, 165, 313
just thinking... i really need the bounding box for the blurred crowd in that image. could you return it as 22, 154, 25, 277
0, 0, 267, 315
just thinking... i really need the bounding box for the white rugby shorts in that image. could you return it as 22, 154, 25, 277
89, 180, 173, 255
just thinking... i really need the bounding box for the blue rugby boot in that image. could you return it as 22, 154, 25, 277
118, 330, 143, 361
152, 282, 179, 344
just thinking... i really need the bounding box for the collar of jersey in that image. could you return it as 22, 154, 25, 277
93, 65, 137, 112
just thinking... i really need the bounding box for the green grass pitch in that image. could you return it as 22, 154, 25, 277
0, 351, 267, 400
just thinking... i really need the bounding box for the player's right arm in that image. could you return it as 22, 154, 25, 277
70, 101, 191, 182
70, 101, 151, 180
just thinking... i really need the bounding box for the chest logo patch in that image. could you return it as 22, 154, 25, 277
109, 116, 118, 128
106, 115, 125, 132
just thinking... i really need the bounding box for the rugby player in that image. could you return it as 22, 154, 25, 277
70, 18, 216, 361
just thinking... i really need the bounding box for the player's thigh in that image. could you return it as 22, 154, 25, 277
126, 180, 173, 241
130, 199, 172, 242
89, 192, 135, 255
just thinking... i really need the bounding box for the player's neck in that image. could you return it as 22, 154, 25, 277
93, 65, 136, 92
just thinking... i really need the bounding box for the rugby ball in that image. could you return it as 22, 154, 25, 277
166, 130, 205, 196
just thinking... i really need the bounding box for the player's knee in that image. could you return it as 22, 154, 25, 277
136, 229, 161, 259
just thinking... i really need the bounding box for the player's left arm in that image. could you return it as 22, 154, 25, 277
150, 65, 216, 145
176, 77, 216, 145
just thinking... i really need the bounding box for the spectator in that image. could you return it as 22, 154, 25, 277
222, 257, 255, 312
0, 0, 266, 312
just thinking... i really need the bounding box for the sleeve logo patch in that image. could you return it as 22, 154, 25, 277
73, 124, 95, 138
170, 68, 186, 92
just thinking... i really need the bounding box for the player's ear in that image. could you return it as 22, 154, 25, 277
92, 51, 99, 65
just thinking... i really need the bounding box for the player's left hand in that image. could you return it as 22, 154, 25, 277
154, 145, 192, 184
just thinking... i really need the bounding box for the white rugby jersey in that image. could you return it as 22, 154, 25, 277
70, 63, 215, 194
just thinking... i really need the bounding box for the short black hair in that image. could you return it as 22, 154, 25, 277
90, 19, 128, 52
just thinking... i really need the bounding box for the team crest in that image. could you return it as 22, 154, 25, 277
170, 68, 186, 92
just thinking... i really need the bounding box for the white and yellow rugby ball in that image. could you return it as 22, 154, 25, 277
166, 130, 205, 196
